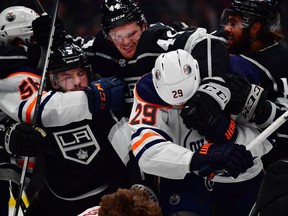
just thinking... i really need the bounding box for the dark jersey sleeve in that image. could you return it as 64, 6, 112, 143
0, 46, 28, 78
191, 37, 229, 79
162, 27, 230, 79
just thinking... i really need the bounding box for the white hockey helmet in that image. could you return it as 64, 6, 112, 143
0, 6, 39, 45
152, 49, 200, 106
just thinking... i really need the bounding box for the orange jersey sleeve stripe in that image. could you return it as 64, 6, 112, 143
132, 131, 160, 151
25, 92, 47, 124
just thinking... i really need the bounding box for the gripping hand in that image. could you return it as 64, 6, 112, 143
224, 74, 266, 120
180, 90, 238, 144
32, 14, 66, 48
192, 75, 266, 120
4, 123, 46, 157
84, 77, 125, 113
190, 143, 254, 179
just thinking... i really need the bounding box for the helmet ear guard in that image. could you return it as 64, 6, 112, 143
152, 49, 201, 106
0, 6, 39, 45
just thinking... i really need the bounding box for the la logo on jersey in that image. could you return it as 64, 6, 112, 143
53, 125, 100, 165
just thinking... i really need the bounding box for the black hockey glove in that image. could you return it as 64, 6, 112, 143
4, 123, 46, 157
224, 74, 266, 121
180, 90, 238, 144
32, 14, 66, 48
190, 143, 254, 179
84, 77, 125, 113
194, 75, 266, 119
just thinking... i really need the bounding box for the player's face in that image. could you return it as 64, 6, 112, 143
50, 68, 89, 91
108, 21, 145, 60
223, 15, 251, 54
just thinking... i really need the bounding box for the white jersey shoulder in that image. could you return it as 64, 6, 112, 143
0, 71, 92, 127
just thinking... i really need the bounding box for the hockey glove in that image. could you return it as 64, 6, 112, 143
84, 77, 125, 113
180, 90, 238, 144
190, 143, 254, 179
224, 74, 266, 121
195, 75, 266, 119
4, 123, 46, 157
32, 14, 66, 48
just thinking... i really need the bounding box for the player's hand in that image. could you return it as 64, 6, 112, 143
32, 14, 66, 48
84, 77, 125, 113
180, 90, 238, 144
195, 75, 266, 120
4, 123, 46, 157
224, 74, 266, 121
190, 143, 254, 179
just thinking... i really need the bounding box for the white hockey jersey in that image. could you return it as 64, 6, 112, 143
0, 66, 92, 127
129, 73, 273, 183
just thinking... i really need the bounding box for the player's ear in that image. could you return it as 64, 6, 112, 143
141, 22, 147, 31
250, 21, 262, 39
48, 72, 60, 89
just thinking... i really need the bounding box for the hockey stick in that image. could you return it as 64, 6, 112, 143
32, 0, 46, 15
207, 109, 288, 180
246, 109, 288, 150
13, 0, 59, 215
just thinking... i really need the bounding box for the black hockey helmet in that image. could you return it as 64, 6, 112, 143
48, 42, 91, 73
220, 0, 280, 32
100, 0, 146, 37
47, 42, 93, 89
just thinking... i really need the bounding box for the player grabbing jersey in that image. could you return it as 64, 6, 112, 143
2, 42, 129, 216
220, 0, 288, 168
129, 49, 272, 216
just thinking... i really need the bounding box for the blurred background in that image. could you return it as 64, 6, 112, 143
0, 0, 287, 45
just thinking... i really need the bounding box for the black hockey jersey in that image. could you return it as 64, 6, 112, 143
72, 23, 229, 117
43, 111, 129, 199
230, 42, 288, 100
0, 46, 28, 77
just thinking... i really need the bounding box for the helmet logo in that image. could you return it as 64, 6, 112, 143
111, 14, 125, 22
183, 64, 192, 75
5, 12, 16, 22
105, 0, 122, 11
155, 70, 161, 81
118, 59, 126, 67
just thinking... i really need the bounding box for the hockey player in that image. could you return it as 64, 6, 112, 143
31, 1, 231, 194
0, 6, 147, 215
0, 6, 122, 127
32, 0, 230, 119
78, 185, 161, 216
0, 110, 13, 216
0, 6, 40, 215
249, 158, 288, 216
220, 0, 288, 168
2, 42, 130, 216
0, 6, 39, 73
128, 49, 272, 216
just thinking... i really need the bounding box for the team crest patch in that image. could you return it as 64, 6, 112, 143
53, 125, 100, 165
